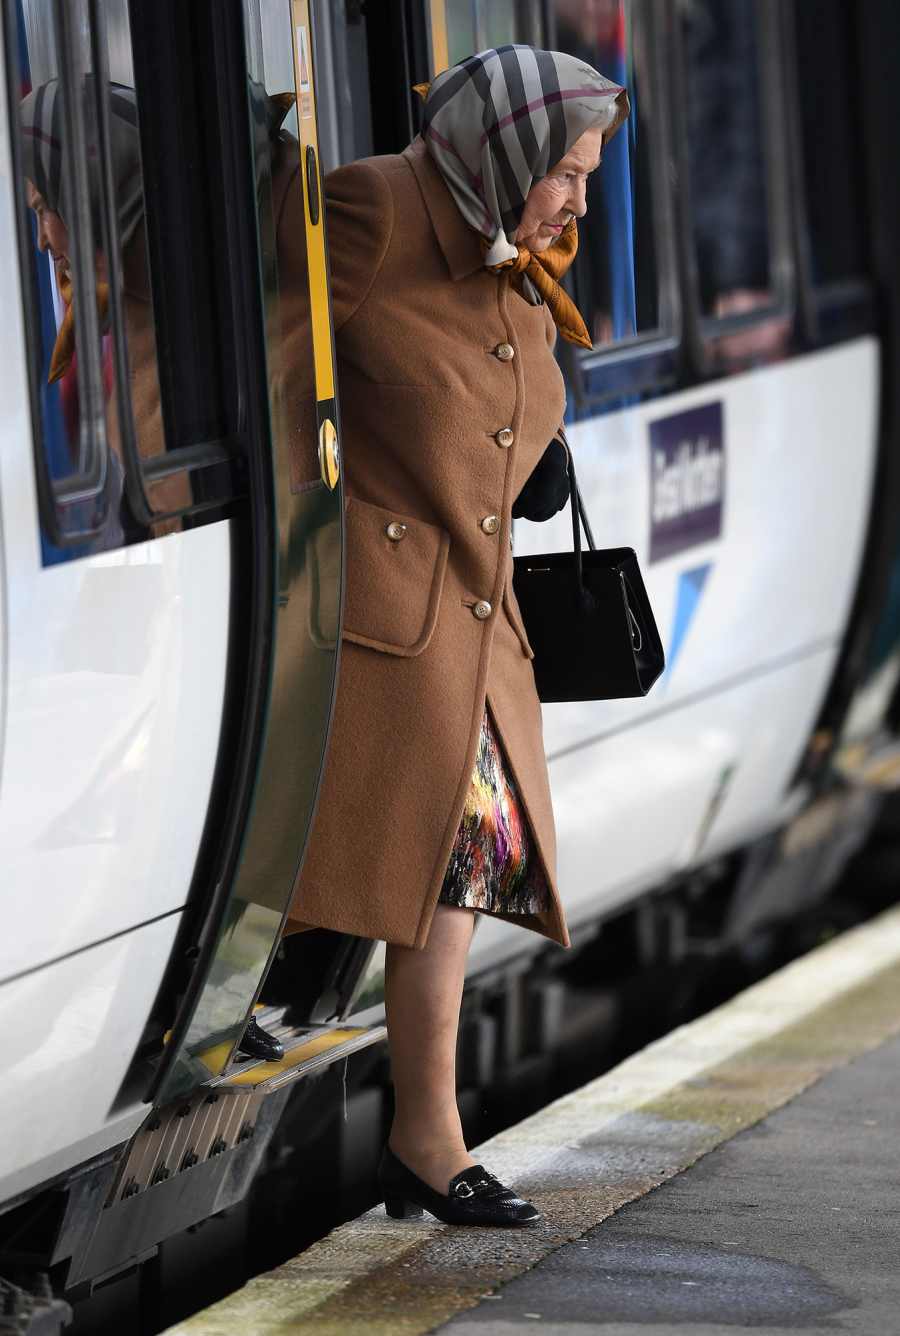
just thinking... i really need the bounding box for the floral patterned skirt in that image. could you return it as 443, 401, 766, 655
438, 707, 551, 916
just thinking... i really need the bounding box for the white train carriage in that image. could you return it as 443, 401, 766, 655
1, 0, 899, 1328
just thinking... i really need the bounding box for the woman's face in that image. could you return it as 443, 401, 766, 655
26, 179, 71, 282
514, 125, 604, 253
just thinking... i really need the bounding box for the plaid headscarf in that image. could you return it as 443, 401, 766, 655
20, 79, 144, 385
20, 78, 145, 249
420, 46, 628, 345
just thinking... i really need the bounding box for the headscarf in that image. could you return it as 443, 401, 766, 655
19, 79, 144, 384
419, 46, 629, 348
20, 78, 145, 249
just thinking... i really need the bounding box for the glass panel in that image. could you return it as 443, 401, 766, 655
14, 0, 185, 561
306, 0, 374, 173
792, 0, 867, 288
679, 0, 773, 320
156, 0, 344, 1098
17, 0, 115, 555
548, 0, 660, 351
482, 0, 518, 50
446, 0, 478, 64
445, 0, 542, 66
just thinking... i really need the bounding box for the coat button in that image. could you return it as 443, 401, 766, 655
480, 514, 500, 535
495, 427, 514, 448
494, 342, 515, 361
473, 600, 492, 620
385, 521, 407, 541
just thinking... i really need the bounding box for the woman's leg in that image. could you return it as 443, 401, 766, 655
385, 903, 478, 1193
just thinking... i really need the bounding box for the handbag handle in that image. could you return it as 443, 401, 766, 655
562, 441, 595, 594
563, 442, 642, 650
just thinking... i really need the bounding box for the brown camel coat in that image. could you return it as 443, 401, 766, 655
283, 135, 570, 950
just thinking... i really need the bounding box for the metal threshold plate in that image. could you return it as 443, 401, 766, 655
216, 1022, 386, 1092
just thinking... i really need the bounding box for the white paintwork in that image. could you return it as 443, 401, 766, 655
471, 342, 879, 973
0, 436, 7, 821
0, 52, 232, 982
0, 527, 231, 980
521, 341, 878, 754
0, 912, 182, 1203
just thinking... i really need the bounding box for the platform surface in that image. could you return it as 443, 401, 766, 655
439, 1028, 900, 1334
164, 903, 900, 1336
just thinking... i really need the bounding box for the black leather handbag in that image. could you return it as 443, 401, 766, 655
512, 451, 666, 703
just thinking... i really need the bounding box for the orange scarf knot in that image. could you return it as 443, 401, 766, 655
47, 272, 111, 385
481, 219, 592, 350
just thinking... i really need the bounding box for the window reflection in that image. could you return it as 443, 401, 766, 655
16, 0, 184, 560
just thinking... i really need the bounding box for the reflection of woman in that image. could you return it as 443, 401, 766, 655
19, 79, 186, 537
284, 47, 628, 1225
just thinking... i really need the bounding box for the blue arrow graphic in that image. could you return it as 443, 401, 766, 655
666, 562, 712, 678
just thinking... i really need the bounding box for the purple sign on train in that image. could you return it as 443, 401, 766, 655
648, 402, 725, 562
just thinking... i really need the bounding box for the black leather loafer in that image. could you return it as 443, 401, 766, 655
237, 1016, 284, 1062
377, 1146, 540, 1227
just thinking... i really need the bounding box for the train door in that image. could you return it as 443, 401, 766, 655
1, 0, 347, 1197
152, 0, 349, 1100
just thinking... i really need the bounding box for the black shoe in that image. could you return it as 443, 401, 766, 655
377, 1146, 540, 1227
237, 1016, 284, 1062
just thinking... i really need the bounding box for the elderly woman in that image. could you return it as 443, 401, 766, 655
283, 46, 628, 1225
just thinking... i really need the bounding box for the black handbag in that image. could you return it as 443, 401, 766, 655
512, 450, 666, 702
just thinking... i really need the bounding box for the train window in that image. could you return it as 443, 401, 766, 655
542, 2, 679, 412
9, 0, 250, 560
680, 0, 771, 316
791, 0, 868, 289
13, 0, 121, 552
444, 0, 543, 66
677, 0, 793, 368
547, 1, 664, 353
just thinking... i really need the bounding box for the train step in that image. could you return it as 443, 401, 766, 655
214, 1006, 387, 1094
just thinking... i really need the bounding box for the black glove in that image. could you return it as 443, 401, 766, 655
511, 434, 570, 522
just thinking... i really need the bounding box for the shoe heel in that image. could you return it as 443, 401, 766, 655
384, 1195, 423, 1220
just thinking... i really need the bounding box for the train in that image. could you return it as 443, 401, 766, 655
2, 0, 900, 1330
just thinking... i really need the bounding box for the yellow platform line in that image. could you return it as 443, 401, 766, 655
163, 903, 900, 1335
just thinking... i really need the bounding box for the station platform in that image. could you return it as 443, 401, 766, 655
164, 903, 900, 1336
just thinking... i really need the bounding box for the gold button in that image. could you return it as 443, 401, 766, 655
495, 342, 515, 362
473, 600, 492, 620
495, 427, 514, 448
385, 521, 407, 541
480, 514, 500, 535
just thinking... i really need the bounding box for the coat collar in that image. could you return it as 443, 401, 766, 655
403, 136, 485, 282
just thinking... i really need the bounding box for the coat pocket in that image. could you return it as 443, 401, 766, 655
342, 497, 450, 656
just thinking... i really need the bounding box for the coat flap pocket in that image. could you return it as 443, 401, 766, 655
343, 497, 450, 656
